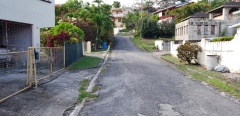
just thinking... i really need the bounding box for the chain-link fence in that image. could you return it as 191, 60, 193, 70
0, 51, 29, 102
65, 42, 83, 67
0, 47, 65, 102
32, 47, 64, 81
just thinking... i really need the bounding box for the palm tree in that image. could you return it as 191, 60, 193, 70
92, 0, 103, 6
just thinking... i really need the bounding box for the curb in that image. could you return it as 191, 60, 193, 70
86, 44, 111, 92
69, 44, 111, 116
151, 51, 213, 79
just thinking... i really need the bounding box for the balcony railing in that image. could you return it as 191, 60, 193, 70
112, 14, 125, 17
159, 15, 171, 20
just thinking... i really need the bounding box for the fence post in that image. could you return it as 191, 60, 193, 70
50, 47, 53, 74
27, 47, 30, 85
28, 47, 33, 86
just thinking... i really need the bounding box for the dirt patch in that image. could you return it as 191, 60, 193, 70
222, 73, 240, 83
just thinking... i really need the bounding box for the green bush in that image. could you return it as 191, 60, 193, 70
158, 21, 175, 38
141, 18, 160, 39
40, 32, 53, 47
220, 27, 227, 36
53, 22, 85, 41
177, 42, 202, 64
210, 36, 234, 42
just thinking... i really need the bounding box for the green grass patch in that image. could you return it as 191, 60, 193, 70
162, 54, 240, 99
101, 68, 107, 74
119, 28, 131, 32
67, 56, 102, 70
92, 85, 102, 93
210, 36, 234, 42
131, 37, 156, 52
78, 79, 98, 103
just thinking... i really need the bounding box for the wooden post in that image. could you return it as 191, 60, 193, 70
32, 48, 38, 87
29, 48, 33, 86
27, 47, 30, 85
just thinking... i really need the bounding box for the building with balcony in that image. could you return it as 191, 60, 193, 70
110, 7, 134, 27
152, 1, 193, 23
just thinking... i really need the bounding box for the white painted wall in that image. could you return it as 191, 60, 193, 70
170, 33, 240, 73
114, 27, 125, 34
0, 0, 55, 48
155, 40, 163, 50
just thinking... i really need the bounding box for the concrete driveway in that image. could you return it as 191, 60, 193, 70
80, 36, 240, 116
0, 68, 99, 116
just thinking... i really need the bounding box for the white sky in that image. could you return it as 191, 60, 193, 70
55, 0, 136, 6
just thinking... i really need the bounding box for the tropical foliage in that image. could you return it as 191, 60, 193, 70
41, 0, 114, 49
210, 36, 234, 42
112, 1, 121, 8
166, 2, 211, 23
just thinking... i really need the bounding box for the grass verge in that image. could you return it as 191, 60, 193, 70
131, 37, 156, 52
67, 56, 102, 70
162, 54, 240, 98
78, 79, 98, 103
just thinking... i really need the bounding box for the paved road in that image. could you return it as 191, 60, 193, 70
81, 36, 240, 116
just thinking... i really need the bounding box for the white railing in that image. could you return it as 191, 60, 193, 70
112, 14, 125, 17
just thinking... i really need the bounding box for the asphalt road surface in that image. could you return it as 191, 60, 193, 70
80, 36, 240, 116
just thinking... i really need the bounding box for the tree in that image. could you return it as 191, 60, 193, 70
112, 1, 121, 8
122, 11, 140, 29
156, 0, 178, 9
150, 14, 158, 20
158, 21, 175, 38
166, 2, 211, 23
92, 0, 103, 6
211, 0, 229, 9
141, 18, 160, 39
177, 42, 202, 64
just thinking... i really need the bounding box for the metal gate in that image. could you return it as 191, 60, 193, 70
162, 41, 171, 51
0, 47, 64, 102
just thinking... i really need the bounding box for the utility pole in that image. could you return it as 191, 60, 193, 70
140, 0, 143, 39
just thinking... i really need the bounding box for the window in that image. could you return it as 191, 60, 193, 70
118, 18, 121, 22
204, 25, 208, 35
197, 25, 201, 35
211, 25, 215, 35
186, 25, 188, 34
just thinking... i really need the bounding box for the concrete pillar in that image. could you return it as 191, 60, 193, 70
223, 8, 231, 20
87, 41, 91, 53
237, 27, 240, 34
209, 13, 213, 19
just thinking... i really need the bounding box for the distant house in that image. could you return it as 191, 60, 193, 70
110, 7, 134, 27
0, 0, 55, 51
175, 2, 240, 40
152, 1, 193, 23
